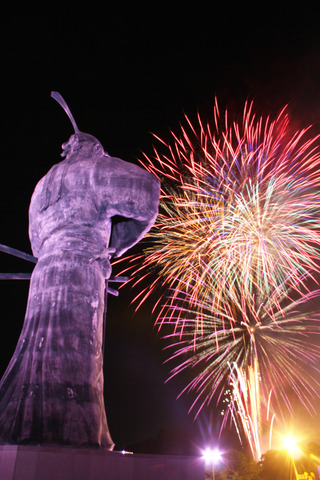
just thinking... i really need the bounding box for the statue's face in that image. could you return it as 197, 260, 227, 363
62, 132, 104, 159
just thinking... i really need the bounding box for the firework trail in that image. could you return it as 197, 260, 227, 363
118, 100, 320, 335
227, 361, 262, 462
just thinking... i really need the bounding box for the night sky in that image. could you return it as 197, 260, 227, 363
1, 1, 320, 455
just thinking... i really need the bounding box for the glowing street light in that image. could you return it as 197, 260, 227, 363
283, 435, 302, 460
203, 448, 222, 480
282, 435, 302, 480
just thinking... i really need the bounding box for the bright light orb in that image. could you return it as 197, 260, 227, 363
203, 448, 222, 464
282, 435, 302, 459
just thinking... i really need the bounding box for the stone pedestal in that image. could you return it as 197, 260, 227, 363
0, 445, 204, 480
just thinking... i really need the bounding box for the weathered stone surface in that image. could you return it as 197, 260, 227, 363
0, 124, 160, 448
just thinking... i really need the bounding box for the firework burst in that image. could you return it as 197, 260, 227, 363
118, 100, 320, 335
115, 101, 320, 457
161, 285, 320, 415
160, 285, 320, 459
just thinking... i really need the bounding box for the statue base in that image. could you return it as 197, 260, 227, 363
0, 445, 204, 480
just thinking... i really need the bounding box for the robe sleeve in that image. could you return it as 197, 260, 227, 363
94, 155, 160, 258
28, 176, 45, 258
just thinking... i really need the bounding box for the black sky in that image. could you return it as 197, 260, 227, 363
1, 1, 320, 454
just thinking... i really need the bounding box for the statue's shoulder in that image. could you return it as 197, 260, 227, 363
95, 154, 140, 178
95, 154, 159, 183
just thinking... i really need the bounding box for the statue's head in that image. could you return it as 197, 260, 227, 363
61, 132, 104, 159
51, 91, 105, 160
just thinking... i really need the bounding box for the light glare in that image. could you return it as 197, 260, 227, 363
203, 448, 222, 464
282, 435, 302, 459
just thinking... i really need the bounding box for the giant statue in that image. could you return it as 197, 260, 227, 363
0, 92, 160, 449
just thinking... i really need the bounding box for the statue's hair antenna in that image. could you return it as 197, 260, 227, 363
51, 91, 80, 133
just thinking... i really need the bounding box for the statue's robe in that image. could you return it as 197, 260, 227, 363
0, 150, 160, 448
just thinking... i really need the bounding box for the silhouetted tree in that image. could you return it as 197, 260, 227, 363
215, 449, 261, 480
259, 448, 318, 480
259, 449, 293, 480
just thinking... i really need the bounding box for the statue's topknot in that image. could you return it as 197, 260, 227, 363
51, 91, 80, 133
